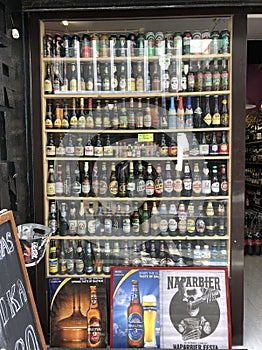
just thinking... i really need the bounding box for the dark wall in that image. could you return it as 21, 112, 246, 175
0, 0, 30, 224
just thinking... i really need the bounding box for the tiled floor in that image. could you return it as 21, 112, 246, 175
233, 255, 262, 350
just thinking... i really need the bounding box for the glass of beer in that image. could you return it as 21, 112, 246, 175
142, 295, 157, 347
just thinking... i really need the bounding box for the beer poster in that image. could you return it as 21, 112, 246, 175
110, 267, 231, 349
49, 277, 108, 348
110, 268, 160, 348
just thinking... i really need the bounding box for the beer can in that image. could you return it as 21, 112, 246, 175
155, 31, 164, 56
173, 32, 182, 56
62, 34, 70, 57
165, 31, 174, 54
191, 30, 202, 54
201, 29, 211, 54
81, 33, 91, 58
71, 34, 80, 57
182, 31, 192, 55
145, 31, 155, 56
43, 33, 53, 57
221, 29, 230, 53
54, 33, 63, 57
210, 30, 220, 54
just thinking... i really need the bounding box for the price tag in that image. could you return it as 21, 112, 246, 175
138, 133, 154, 142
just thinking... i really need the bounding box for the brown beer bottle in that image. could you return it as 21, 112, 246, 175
127, 280, 144, 347
87, 285, 102, 348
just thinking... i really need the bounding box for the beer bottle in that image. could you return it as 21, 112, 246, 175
112, 241, 121, 266
59, 240, 67, 275
203, 95, 212, 127
187, 61, 195, 92
87, 202, 96, 236
185, 96, 194, 128
48, 200, 58, 235
173, 165, 183, 196
150, 201, 160, 236
193, 97, 202, 129
46, 134, 56, 157
75, 137, 84, 157
189, 133, 200, 156
99, 162, 108, 197
199, 132, 209, 156
131, 241, 141, 266
69, 63, 77, 91
135, 98, 144, 129
72, 165, 81, 196
52, 63, 62, 93
159, 203, 169, 237
94, 134, 103, 157
94, 100, 102, 129
82, 161, 91, 197
47, 164, 56, 197
84, 241, 94, 275
70, 98, 78, 129
109, 162, 118, 197
212, 95, 221, 127
77, 201, 86, 236
201, 161, 211, 195
182, 160, 192, 197
209, 132, 219, 155
220, 164, 228, 196
169, 61, 179, 93
135, 61, 144, 91
151, 62, 161, 91
64, 163, 72, 196
218, 201, 226, 236
119, 62, 127, 91
91, 162, 99, 197
49, 240, 58, 275
102, 62, 110, 91
127, 280, 144, 348
168, 96, 177, 129
86, 63, 94, 91
181, 63, 187, 92
68, 201, 77, 236
163, 68, 170, 92
128, 98, 136, 130
87, 285, 102, 348
159, 133, 168, 157
206, 201, 215, 236
119, 98, 128, 129
119, 165, 127, 198
112, 100, 119, 130
65, 134, 74, 157
152, 97, 160, 129
150, 240, 158, 265
203, 60, 212, 91
192, 162, 202, 196
145, 163, 155, 198
65, 239, 75, 274
154, 163, 164, 197
131, 202, 140, 236
103, 135, 112, 160
195, 61, 203, 92
164, 160, 173, 196
160, 96, 168, 129
45, 102, 53, 129
96, 63, 102, 91
127, 161, 136, 198
211, 165, 220, 196
86, 98, 95, 129
168, 133, 178, 157
78, 97, 86, 129
219, 131, 229, 155
122, 203, 131, 236
220, 96, 229, 127
53, 104, 62, 129
212, 59, 221, 91
44, 64, 53, 94
143, 98, 152, 129
135, 161, 146, 197
102, 100, 111, 129
103, 241, 111, 275
186, 201, 196, 236
177, 96, 185, 129
85, 134, 94, 157
59, 202, 69, 236
62, 104, 70, 129
141, 202, 150, 235
94, 241, 103, 274
221, 59, 229, 91
195, 204, 206, 236
75, 240, 85, 274
55, 164, 64, 196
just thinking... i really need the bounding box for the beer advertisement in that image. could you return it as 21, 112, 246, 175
49, 277, 108, 348
110, 267, 231, 349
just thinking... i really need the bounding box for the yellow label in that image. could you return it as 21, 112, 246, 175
138, 133, 154, 142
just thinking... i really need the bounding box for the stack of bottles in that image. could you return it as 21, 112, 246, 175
48, 238, 228, 276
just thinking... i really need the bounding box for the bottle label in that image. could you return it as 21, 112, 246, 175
137, 180, 145, 194
199, 144, 209, 155
86, 116, 94, 129
187, 218, 196, 234
44, 80, 53, 93
49, 258, 58, 274
195, 218, 206, 234
87, 219, 96, 234
99, 180, 108, 195
183, 178, 192, 191
68, 219, 77, 235
85, 145, 94, 156
75, 146, 84, 157
104, 218, 113, 234
56, 146, 65, 156
65, 146, 75, 156
211, 182, 220, 194
47, 183, 56, 196
209, 144, 219, 154
94, 146, 103, 157
202, 180, 211, 194
170, 76, 178, 91
88, 317, 102, 345
78, 220, 87, 235
70, 116, 78, 127
55, 182, 64, 195
221, 181, 228, 193
178, 219, 187, 234
193, 180, 202, 195
154, 179, 163, 195
203, 113, 212, 126
46, 146, 56, 156
160, 218, 168, 233
109, 181, 118, 196
103, 146, 113, 157
164, 179, 174, 193
128, 313, 144, 342
146, 180, 154, 196
123, 218, 131, 234
127, 182, 136, 192
54, 118, 62, 128
219, 143, 229, 154
75, 259, 84, 274
212, 112, 221, 125
169, 218, 178, 232
173, 179, 183, 193
82, 181, 91, 195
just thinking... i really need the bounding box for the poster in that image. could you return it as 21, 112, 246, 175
111, 267, 231, 350
49, 277, 108, 348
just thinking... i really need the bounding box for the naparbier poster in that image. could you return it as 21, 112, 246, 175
110, 267, 231, 350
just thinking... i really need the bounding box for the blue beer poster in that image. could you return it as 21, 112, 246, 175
111, 268, 160, 348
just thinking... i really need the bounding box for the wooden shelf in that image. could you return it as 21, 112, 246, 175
46, 195, 229, 201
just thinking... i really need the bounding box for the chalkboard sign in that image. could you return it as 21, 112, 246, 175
0, 210, 46, 349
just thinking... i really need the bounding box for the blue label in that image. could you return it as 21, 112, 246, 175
128, 313, 144, 341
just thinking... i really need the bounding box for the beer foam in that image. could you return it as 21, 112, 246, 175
142, 294, 156, 303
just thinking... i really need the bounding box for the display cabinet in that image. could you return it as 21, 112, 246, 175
38, 16, 232, 279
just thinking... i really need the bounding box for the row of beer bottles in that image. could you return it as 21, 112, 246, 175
48, 198, 227, 238
45, 95, 229, 130
46, 131, 229, 158
244, 210, 262, 256
47, 159, 228, 198
44, 58, 229, 94
49, 238, 228, 275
